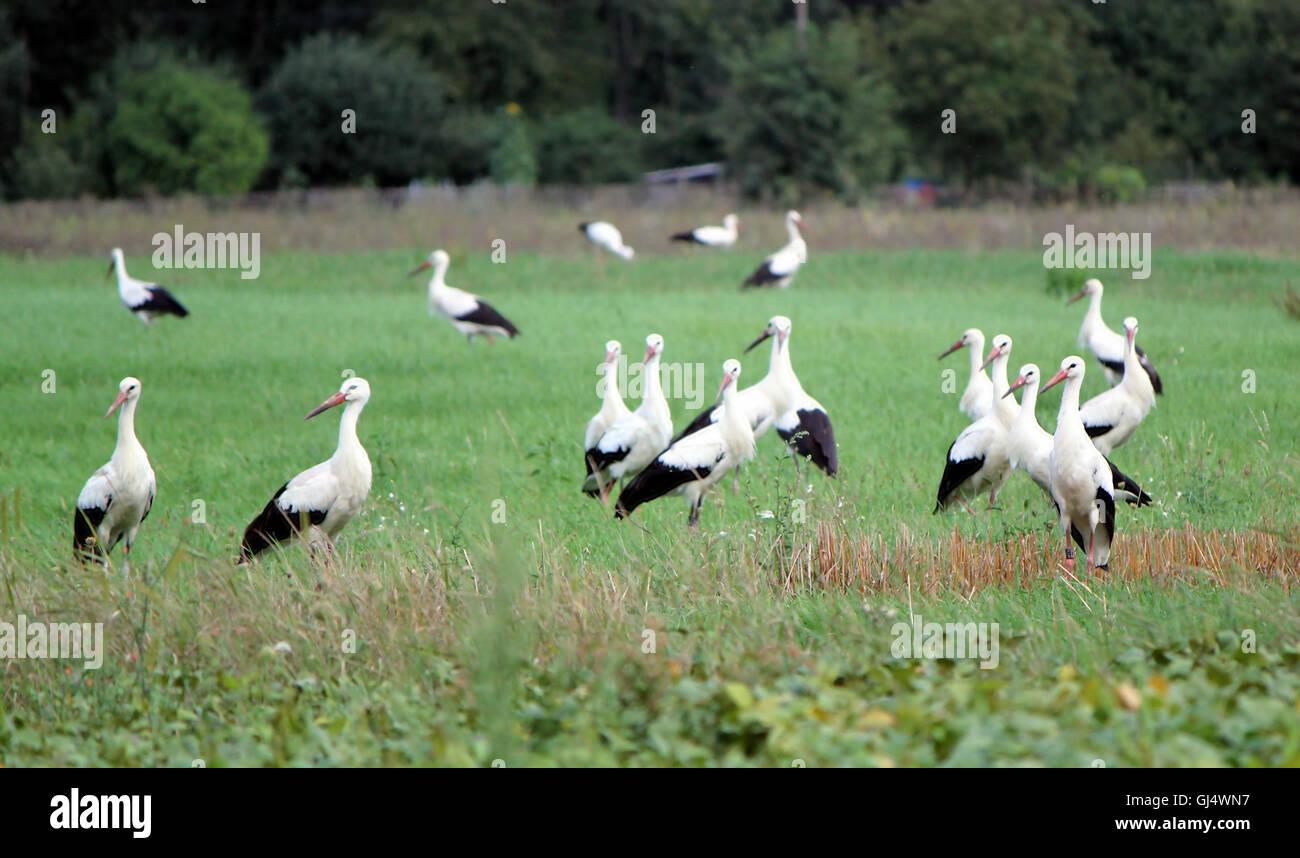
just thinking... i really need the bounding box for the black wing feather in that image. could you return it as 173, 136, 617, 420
1096, 487, 1116, 543
1084, 422, 1113, 439
135, 286, 189, 318
778, 409, 838, 476
240, 482, 327, 561
456, 300, 519, 337
742, 262, 780, 288
1105, 459, 1153, 506
934, 443, 983, 512
670, 230, 699, 243
1135, 346, 1163, 395
1097, 356, 1125, 379
614, 456, 719, 520
73, 505, 108, 562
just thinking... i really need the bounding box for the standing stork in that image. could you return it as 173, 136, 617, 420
934, 382, 1010, 514
584, 340, 633, 491
108, 248, 189, 324
409, 249, 519, 343
74, 377, 156, 567
671, 214, 739, 248
939, 328, 994, 421
582, 334, 672, 498
240, 377, 374, 561
1068, 278, 1162, 393
579, 221, 635, 260
615, 359, 755, 526
1078, 317, 1155, 456
742, 210, 806, 289
1005, 364, 1151, 507
1041, 357, 1116, 573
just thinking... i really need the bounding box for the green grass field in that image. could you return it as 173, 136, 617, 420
1, 246, 1298, 766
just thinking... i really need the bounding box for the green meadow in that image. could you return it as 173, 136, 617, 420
1, 247, 1297, 766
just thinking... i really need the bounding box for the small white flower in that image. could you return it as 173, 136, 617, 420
272, 641, 292, 655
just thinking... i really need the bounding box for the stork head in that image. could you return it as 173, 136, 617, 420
603, 340, 622, 365
643, 333, 664, 363
1005, 363, 1040, 398
724, 213, 739, 232
105, 376, 142, 418
980, 334, 1013, 371
1123, 315, 1139, 342
939, 328, 984, 360
786, 210, 804, 231
306, 377, 370, 420
408, 249, 450, 277
1041, 355, 1086, 393
745, 315, 792, 353
107, 247, 124, 278
718, 359, 742, 399
1067, 277, 1103, 305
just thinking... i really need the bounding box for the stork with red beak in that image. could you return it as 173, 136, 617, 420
582, 334, 673, 498
410, 249, 519, 343
939, 328, 994, 421
1041, 357, 1116, 573
1078, 316, 1156, 456
74, 377, 157, 567
1068, 278, 1162, 393
742, 211, 806, 289
240, 377, 373, 561
584, 340, 633, 496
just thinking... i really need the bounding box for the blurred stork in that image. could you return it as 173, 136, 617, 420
939, 328, 994, 422
1068, 278, 1162, 393
1078, 316, 1155, 455
582, 334, 672, 498
583, 340, 633, 495
671, 214, 739, 248
109, 248, 189, 324
742, 210, 806, 289
410, 249, 519, 343
579, 221, 635, 260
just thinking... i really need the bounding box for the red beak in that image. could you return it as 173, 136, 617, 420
605, 349, 617, 363
1066, 289, 1087, 305
644, 347, 655, 363
745, 330, 772, 354
1004, 375, 1028, 399
407, 260, 432, 277
938, 339, 964, 360
305, 391, 347, 420
979, 346, 1001, 371
1040, 368, 1070, 393
104, 390, 128, 418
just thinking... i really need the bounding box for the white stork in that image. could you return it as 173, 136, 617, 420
979, 333, 1020, 430
581, 334, 672, 498
671, 213, 739, 248
742, 210, 806, 289
615, 359, 755, 526
1006, 364, 1152, 507
240, 377, 373, 561
939, 328, 994, 421
1068, 278, 1162, 393
670, 316, 837, 476
108, 248, 189, 324
579, 221, 635, 260
584, 340, 633, 490
74, 377, 156, 567
409, 249, 519, 343
1041, 356, 1116, 572
1078, 317, 1155, 456
934, 381, 1010, 514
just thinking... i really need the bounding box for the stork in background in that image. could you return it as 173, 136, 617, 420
582, 334, 672, 498
742, 210, 806, 289
410, 249, 520, 343
579, 221, 635, 260
1041, 356, 1116, 572
74, 377, 156, 570
1068, 278, 1162, 393
109, 248, 189, 324
583, 340, 633, 498
671, 214, 739, 248
240, 377, 374, 562
615, 359, 755, 526
939, 328, 994, 422
1078, 316, 1156, 456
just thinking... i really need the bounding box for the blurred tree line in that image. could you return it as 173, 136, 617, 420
1, 0, 1296, 203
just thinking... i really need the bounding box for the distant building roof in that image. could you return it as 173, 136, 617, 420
642, 163, 725, 184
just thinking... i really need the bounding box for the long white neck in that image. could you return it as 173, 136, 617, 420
333, 400, 367, 464
1055, 376, 1087, 441
600, 360, 626, 417
786, 218, 801, 245
720, 381, 754, 456
1012, 381, 1042, 435
1082, 290, 1104, 334
640, 354, 670, 426
992, 356, 1018, 425
428, 258, 451, 300
113, 398, 145, 462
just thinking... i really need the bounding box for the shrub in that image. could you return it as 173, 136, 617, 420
489, 105, 537, 186
8, 128, 92, 199
1092, 165, 1146, 205
534, 108, 642, 184
259, 33, 446, 187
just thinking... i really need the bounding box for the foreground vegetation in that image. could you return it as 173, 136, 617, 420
1, 246, 1297, 765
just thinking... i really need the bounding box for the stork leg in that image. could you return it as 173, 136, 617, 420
1086, 528, 1095, 571
956, 497, 978, 517
688, 499, 702, 528
732, 464, 741, 495
1062, 526, 1076, 572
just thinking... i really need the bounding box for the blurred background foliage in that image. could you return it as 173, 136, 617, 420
0, 0, 1296, 202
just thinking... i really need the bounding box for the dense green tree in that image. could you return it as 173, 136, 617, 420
535, 108, 644, 184
258, 33, 446, 186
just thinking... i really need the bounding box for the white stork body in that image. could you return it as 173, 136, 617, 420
584, 340, 633, 480
1043, 357, 1116, 572
742, 210, 806, 289
671, 214, 739, 248
1069, 278, 1162, 393
582, 335, 672, 497
579, 221, 635, 260
616, 360, 755, 526
939, 328, 994, 422
934, 407, 1010, 514
1078, 317, 1155, 456
109, 248, 189, 324
410, 250, 519, 343
74, 377, 156, 566
241, 378, 373, 561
